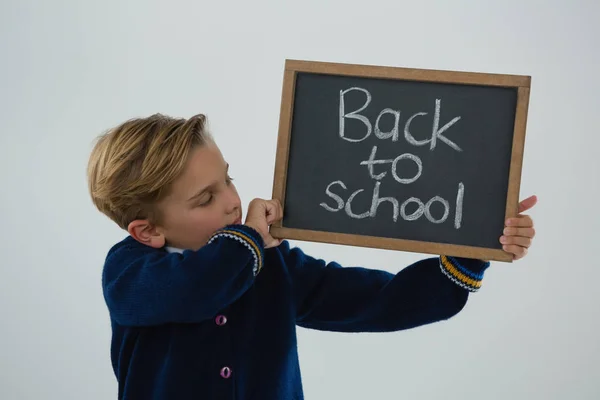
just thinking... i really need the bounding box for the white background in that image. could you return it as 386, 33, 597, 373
1, 0, 599, 399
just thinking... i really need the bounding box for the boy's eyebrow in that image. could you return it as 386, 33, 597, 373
187, 164, 229, 202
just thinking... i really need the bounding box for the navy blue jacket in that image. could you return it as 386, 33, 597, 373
102, 224, 489, 399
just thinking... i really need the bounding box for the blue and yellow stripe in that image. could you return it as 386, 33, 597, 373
208, 227, 264, 275
439, 255, 485, 292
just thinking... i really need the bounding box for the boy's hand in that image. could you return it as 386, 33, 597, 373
245, 198, 283, 248
500, 195, 538, 260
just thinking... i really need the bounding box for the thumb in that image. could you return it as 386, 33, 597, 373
518, 195, 538, 213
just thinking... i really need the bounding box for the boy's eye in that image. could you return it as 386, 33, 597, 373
198, 194, 213, 207
196, 176, 233, 207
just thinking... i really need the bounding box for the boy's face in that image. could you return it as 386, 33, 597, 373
154, 142, 242, 250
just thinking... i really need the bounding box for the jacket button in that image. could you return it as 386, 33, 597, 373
220, 366, 232, 379
215, 315, 227, 326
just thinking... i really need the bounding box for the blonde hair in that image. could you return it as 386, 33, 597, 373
87, 113, 213, 230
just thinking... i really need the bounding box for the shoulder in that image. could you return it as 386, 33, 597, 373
105, 235, 160, 263
102, 236, 166, 280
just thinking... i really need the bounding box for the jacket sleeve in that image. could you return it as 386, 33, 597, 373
102, 225, 264, 327
279, 241, 490, 333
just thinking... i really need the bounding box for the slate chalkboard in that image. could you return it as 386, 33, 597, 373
271, 59, 530, 262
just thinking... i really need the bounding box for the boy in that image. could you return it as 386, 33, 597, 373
87, 113, 536, 399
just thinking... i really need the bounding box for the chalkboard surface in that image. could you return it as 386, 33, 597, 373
271, 60, 530, 262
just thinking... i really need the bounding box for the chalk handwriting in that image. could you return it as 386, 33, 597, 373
375, 108, 400, 141
339, 87, 462, 151
338, 87, 372, 142
320, 180, 464, 227
322, 86, 468, 230
454, 182, 464, 229
360, 145, 422, 184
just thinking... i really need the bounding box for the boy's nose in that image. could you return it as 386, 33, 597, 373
225, 189, 241, 213
227, 201, 240, 214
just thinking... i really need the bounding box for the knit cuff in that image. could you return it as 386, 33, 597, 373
439, 255, 490, 292
208, 225, 265, 276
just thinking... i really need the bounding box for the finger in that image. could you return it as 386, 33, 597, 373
502, 244, 528, 260
266, 200, 283, 224
500, 235, 532, 248
518, 195, 538, 213
506, 215, 534, 228
247, 198, 264, 219
266, 207, 278, 224
269, 199, 280, 219
264, 201, 276, 218
503, 227, 536, 239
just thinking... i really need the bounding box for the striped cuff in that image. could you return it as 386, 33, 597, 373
439, 255, 490, 292
208, 225, 265, 276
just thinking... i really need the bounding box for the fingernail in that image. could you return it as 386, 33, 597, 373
500, 236, 507, 243
506, 219, 513, 225
503, 228, 510, 235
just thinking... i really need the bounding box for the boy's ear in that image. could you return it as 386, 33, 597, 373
127, 220, 165, 249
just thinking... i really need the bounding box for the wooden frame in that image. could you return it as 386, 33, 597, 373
270, 59, 531, 262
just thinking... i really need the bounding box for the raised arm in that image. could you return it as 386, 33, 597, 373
280, 242, 490, 332
102, 225, 264, 327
